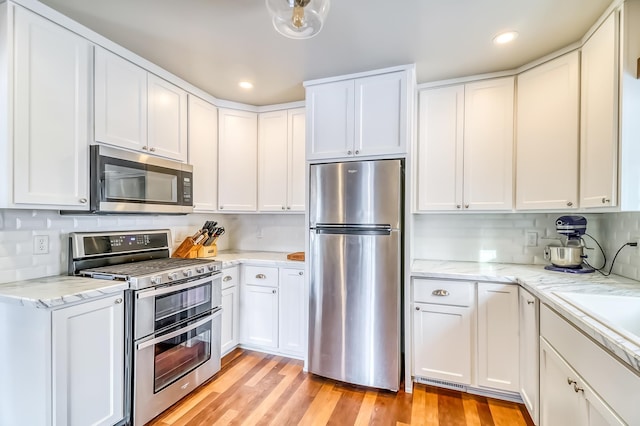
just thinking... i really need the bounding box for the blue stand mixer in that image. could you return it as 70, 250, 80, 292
544, 215, 595, 274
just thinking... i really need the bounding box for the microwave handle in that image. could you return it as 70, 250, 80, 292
136, 309, 221, 351
136, 275, 215, 299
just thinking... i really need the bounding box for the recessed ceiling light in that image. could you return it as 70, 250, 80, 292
493, 31, 519, 45
238, 81, 254, 89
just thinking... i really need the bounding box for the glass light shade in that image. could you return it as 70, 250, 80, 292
266, 0, 330, 39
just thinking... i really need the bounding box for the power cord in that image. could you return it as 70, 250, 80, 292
584, 240, 638, 277
582, 233, 606, 270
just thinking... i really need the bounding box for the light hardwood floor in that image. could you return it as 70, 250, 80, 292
148, 349, 534, 426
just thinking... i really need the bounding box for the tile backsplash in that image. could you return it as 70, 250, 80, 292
1, 208, 639, 284
0, 209, 305, 284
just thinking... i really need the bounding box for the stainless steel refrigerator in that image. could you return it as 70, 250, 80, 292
308, 159, 403, 391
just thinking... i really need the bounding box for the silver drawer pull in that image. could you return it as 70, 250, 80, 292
223, 275, 232, 282
115, 298, 123, 304
432, 289, 450, 297
256, 273, 266, 279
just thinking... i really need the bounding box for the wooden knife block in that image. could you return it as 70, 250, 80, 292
197, 244, 218, 258
172, 237, 202, 259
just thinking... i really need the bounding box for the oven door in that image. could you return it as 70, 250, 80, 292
135, 274, 222, 340
133, 309, 221, 426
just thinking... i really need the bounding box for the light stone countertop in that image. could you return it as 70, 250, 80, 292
214, 250, 305, 269
0, 275, 129, 309
411, 259, 640, 375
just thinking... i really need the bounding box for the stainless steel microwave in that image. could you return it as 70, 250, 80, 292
89, 145, 193, 214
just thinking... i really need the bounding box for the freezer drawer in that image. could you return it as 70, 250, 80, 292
308, 229, 401, 390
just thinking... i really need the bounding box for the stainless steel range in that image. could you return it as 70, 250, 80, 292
69, 229, 222, 426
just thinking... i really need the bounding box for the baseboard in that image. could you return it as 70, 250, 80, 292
413, 376, 523, 404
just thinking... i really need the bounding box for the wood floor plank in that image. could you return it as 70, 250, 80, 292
146, 350, 534, 426
353, 390, 377, 426
298, 382, 342, 426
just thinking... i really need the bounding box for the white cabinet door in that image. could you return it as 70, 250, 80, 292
278, 268, 306, 357
258, 110, 289, 211
540, 338, 584, 426
306, 80, 354, 160
241, 284, 278, 348
188, 95, 218, 212
221, 285, 239, 355
580, 12, 618, 208
288, 108, 306, 211
416, 85, 464, 211
413, 302, 472, 385
519, 287, 539, 425
52, 294, 125, 426
94, 47, 147, 152
147, 74, 188, 161
516, 51, 580, 210
355, 71, 407, 156
463, 77, 514, 211
12, 7, 91, 209
477, 283, 519, 392
218, 108, 258, 211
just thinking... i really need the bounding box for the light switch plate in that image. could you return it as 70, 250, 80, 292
34, 235, 49, 254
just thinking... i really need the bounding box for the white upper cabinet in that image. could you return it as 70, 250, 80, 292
94, 47, 147, 153
258, 108, 305, 212
188, 95, 218, 212
11, 6, 91, 209
516, 52, 580, 210
416, 77, 514, 212
218, 108, 258, 211
580, 12, 618, 208
416, 85, 464, 211
94, 48, 187, 162
463, 77, 515, 211
147, 74, 188, 161
305, 68, 411, 160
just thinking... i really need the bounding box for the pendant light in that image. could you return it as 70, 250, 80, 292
266, 0, 330, 39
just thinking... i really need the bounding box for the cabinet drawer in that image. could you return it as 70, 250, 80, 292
243, 265, 278, 287
413, 279, 474, 307
221, 266, 239, 290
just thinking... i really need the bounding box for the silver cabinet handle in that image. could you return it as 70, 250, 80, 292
355, 150, 360, 155
298, 271, 303, 276
219, 206, 224, 210
223, 275, 232, 282
287, 206, 291, 210
347, 150, 352, 155
415, 306, 420, 311
573, 383, 584, 393
150, 147, 156, 152
456, 205, 461, 209
272, 289, 276, 294
115, 298, 123, 304
567, 377, 576, 385
256, 273, 266, 279
142, 146, 148, 150
527, 300, 534, 305
464, 204, 469, 209
79, 198, 87, 203
602, 197, 610, 204
282, 206, 285, 210
567, 201, 573, 207
432, 289, 450, 297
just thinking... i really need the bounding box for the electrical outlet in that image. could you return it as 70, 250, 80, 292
525, 231, 538, 247
34, 235, 49, 254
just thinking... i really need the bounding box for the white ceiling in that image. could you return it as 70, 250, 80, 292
39, 0, 612, 106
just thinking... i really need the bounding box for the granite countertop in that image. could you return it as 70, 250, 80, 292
0, 275, 129, 309
411, 259, 640, 374
214, 250, 305, 269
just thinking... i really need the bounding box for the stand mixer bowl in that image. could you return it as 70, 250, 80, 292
545, 245, 584, 268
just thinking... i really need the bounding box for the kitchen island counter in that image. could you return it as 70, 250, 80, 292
411, 259, 640, 374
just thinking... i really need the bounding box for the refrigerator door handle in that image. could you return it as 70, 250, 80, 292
314, 226, 392, 236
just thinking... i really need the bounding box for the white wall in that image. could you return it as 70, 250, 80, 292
0, 209, 305, 284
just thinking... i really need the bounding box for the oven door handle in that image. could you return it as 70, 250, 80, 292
136, 309, 222, 351
136, 275, 215, 299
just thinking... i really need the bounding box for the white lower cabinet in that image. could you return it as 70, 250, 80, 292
519, 287, 539, 425
221, 266, 239, 355
477, 283, 519, 392
0, 293, 125, 426
238, 265, 306, 358
540, 304, 639, 425
278, 268, 306, 357
412, 279, 519, 396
